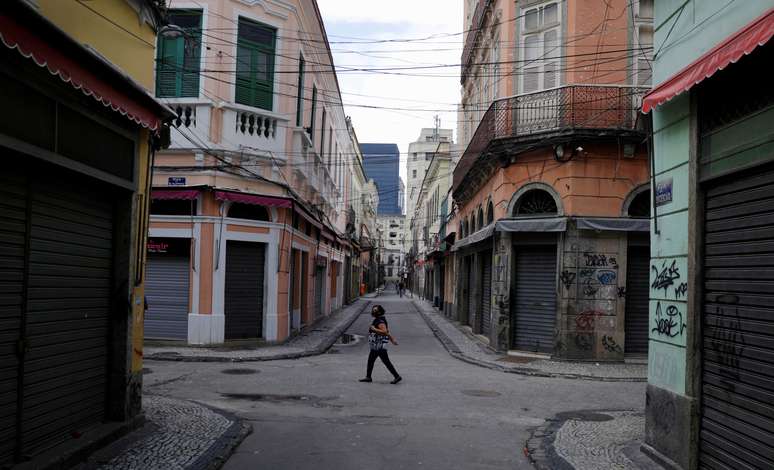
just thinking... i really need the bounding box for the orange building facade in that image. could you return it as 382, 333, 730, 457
449, 0, 654, 359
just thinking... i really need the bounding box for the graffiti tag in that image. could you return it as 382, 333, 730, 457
674, 282, 688, 299
652, 302, 686, 338
597, 270, 617, 285
651, 260, 680, 294
602, 335, 623, 354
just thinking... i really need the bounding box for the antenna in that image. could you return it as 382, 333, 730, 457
433, 115, 441, 141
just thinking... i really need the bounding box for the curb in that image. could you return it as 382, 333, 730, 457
189, 401, 252, 470
145, 300, 371, 363
410, 301, 646, 382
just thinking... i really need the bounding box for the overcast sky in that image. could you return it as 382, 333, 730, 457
316, 0, 463, 190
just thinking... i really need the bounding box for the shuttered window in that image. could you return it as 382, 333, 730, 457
296, 56, 305, 126
156, 10, 202, 98
235, 18, 276, 110
521, 2, 561, 93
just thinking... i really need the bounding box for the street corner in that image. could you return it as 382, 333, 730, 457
525, 409, 663, 470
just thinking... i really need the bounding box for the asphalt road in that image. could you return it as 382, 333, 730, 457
144, 293, 646, 470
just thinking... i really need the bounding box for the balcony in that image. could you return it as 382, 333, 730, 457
167, 99, 213, 149
221, 103, 288, 155
453, 84, 648, 192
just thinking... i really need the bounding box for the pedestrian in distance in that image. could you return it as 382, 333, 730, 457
398, 280, 404, 297
359, 304, 402, 384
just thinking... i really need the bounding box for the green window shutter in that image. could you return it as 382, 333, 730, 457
180, 15, 202, 97
156, 36, 183, 97
235, 18, 276, 110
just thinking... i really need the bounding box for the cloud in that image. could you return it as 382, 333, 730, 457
316, 0, 463, 185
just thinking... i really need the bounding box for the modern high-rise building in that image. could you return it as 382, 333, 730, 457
360, 143, 402, 215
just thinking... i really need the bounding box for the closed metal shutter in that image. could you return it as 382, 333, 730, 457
513, 246, 557, 353
467, 256, 475, 327
144, 254, 190, 340
224, 241, 265, 340
0, 170, 26, 465
699, 166, 774, 469
481, 252, 492, 336
22, 176, 114, 456
625, 245, 650, 355
314, 266, 324, 318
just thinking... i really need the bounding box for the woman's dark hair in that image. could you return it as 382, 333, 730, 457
372, 305, 386, 316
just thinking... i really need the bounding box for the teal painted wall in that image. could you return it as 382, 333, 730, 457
648, 0, 773, 395
653, 0, 774, 85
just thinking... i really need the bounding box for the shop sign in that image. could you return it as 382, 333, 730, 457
147, 237, 190, 255
655, 177, 673, 207
168, 176, 186, 186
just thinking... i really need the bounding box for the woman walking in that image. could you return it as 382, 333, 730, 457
359, 305, 402, 384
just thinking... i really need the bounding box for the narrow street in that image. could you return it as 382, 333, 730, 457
144, 293, 645, 470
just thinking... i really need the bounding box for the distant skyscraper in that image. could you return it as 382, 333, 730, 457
360, 143, 402, 215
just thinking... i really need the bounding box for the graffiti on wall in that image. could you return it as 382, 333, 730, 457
559, 270, 576, 290
708, 305, 746, 386
583, 252, 618, 268
652, 302, 686, 338
617, 287, 627, 298
575, 310, 603, 331
601, 335, 623, 354
651, 260, 681, 295
674, 282, 688, 299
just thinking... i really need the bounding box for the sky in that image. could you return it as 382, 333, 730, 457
316, 0, 463, 191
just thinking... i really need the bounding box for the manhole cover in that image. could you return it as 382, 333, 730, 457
142, 368, 152, 374
461, 389, 501, 397
221, 368, 259, 375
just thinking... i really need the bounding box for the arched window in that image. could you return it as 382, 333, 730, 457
628, 190, 651, 218
477, 207, 484, 231
228, 203, 271, 221
512, 189, 558, 216
460, 220, 466, 238
469, 215, 475, 233
486, 201, 494, 225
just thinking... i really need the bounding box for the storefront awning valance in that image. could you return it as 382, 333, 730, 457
451, 224, 495, 252
575, 217, 650, 232
152, 189, 200, 200
642, 8, 774, 113
215, 191, 292, 208
496, 217, 567, 233
0, 2, 174, 130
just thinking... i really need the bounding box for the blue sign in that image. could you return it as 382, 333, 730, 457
168, 177, 186, 186
655, 177, 673, 207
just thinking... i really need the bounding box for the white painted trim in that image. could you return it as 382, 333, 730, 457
147, 225, 201, 316
213, 226, 280, 341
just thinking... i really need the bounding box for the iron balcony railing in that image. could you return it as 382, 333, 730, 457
453, 84, 649, 190
460, 0, 492, 83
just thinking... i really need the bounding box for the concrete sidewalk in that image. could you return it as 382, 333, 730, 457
144, 297, 372, 362
411, 299, 646, 382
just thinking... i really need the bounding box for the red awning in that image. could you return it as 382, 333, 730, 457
642, 8, 774, 113
215, 191, 293, 208
152, 189, 200, 200
0, 4, 171, 130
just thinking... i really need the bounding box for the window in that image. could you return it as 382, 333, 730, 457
477, 207, 484, 229
320, 109, 326, 157
486, 201, 494, 225
635, 26, 653, 86
513, 189, 557, 216
235, 17, 276, 110
521, 2, 560, 93
412, 169, 417, 178
228, 203, 271, 221
628, 190, 651, 218
637, 0, 653, 18
412, 153, 418, 161
295, 55, 304, 126
309, 85, 317, 140
151, 199, 197, 215
156, 10, 202, 98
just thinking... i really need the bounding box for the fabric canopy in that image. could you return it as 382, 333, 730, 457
215, 191, 292, 208
642, 8, 774, 113
496, 217, 567, 233
451, 224, 495, 252
575, 217, 650, 232
0, 4, 172, 130
151, 189, 200, 200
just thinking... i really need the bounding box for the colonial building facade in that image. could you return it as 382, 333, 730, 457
146, 0, 368, 345
449, 0, 653, 360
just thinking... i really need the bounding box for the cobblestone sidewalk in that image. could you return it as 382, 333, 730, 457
76, 396, 249, 470
144, 298, 372, 362
525, 410, 662, 470
412, 299, 646, 381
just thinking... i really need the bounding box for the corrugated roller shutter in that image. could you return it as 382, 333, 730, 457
699, 166, 774, 469
314, 266, 324, 319
22, 177, 113, 456
481, 252, 492, 336
224, 241, 265, 340
467, 257, 475, 327
144, 254, 190, 340
625, 245, 650, 355
513, 246, 557, 353
0, 169, 26, 465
